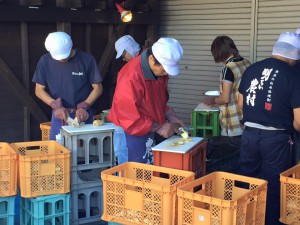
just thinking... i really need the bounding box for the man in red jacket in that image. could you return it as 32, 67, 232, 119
108, 38, 184, 164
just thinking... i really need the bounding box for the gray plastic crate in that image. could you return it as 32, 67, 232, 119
71, 182, 103, 225
61, 124, 116, 190
71, 169, 106, 190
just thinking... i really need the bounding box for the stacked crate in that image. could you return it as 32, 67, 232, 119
61, 123, 115, 225
101, 162, 195, 225
177, 172, 267, 225
10, 141, 71, 225
20, 194, 70, 225
280, 163, 300, 224
0, 143, 17, 225
40, 122, 52, 141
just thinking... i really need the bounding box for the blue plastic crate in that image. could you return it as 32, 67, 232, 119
20, 194, 70, 225
0, 196, 15, 225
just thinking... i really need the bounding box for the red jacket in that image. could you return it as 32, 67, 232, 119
108, 53, 170, 136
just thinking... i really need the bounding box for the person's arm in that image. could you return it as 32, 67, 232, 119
293, 108, 300, 132
215, 81, 232, 105
204, 65, 233, 106
35, 83, 55, 106
203, 82, 232, 106
76, 83, 102, 122
35, 83, 69, 122
237, 93, 243, 110
165, 107, 184, 134
82, 83, 103, 105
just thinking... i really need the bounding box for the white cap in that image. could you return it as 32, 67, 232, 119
45, 32, 73, 60
272, 32, 300, 60
296, 27, 300, 35
115, 35, 140, 59
152, 38, 183, 76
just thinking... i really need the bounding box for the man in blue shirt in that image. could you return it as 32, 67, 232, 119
33, 32, 103, 140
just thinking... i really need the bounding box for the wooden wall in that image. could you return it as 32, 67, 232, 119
0, 0, 158, 142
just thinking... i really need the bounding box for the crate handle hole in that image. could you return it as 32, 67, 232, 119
25, 146, 41, 150
234, 180, 250, 189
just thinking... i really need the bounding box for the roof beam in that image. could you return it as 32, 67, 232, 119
0, 57, 49, 123
0, 5, 159, 24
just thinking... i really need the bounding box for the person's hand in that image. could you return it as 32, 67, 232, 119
156, 123, 174, 138
203, 96, 217, 106
76, 108, 88, 122
76, 102, 90, 122
50, 98, 68, 122
171, 123, 181, 135
151, 121, 162, 132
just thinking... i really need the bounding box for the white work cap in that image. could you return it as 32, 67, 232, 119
45, 32, 73, 60
115, 35, 141, 59
152, 37, 183, 76
272, 32, 300, 60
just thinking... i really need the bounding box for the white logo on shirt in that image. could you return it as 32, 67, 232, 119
72, 72, 83, 76
245, 68, 278, 106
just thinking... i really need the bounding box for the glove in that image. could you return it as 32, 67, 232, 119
50, 98, 68, 122
156, 123, 174, 138
76, 102, 90, 123
203, 96, 217, 106
171, 123, 182, 135
165, 108, 184, 127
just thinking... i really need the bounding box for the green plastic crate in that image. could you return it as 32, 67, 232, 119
191, 110, 220, 139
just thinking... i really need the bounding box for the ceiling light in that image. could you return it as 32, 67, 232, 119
115, 2, 132, 23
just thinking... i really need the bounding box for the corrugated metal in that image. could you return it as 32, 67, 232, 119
159, 0, 253, 124
255, 0, 300, 61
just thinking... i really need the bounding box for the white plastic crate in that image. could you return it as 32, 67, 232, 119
61, 123, 115, 186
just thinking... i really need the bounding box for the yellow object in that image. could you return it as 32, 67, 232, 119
40, 122, 51, 141
280, 163, 300, 224
181, 131, 189, 139
11, 141, 71, 198
93, 119, 104, 126
179, 127, 189, 139
177, 172, 267, 225
101, 162, 195, 225
0, 143, 17, 197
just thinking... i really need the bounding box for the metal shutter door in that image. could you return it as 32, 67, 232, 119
159, 0, 253, 124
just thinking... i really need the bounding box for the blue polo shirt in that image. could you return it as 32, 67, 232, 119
32, 49, 102, 108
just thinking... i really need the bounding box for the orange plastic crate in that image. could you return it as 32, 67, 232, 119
0, 143, 17, 197
40, 122, 51, 141
177, 172, 267, 225
153, 140, 207, 179
101, 162, 195, 225
11, 141, 71, 198
280, 163, 300, 224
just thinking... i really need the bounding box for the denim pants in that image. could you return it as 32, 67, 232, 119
113, 126, 128, 164
239, 128, 291, 225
